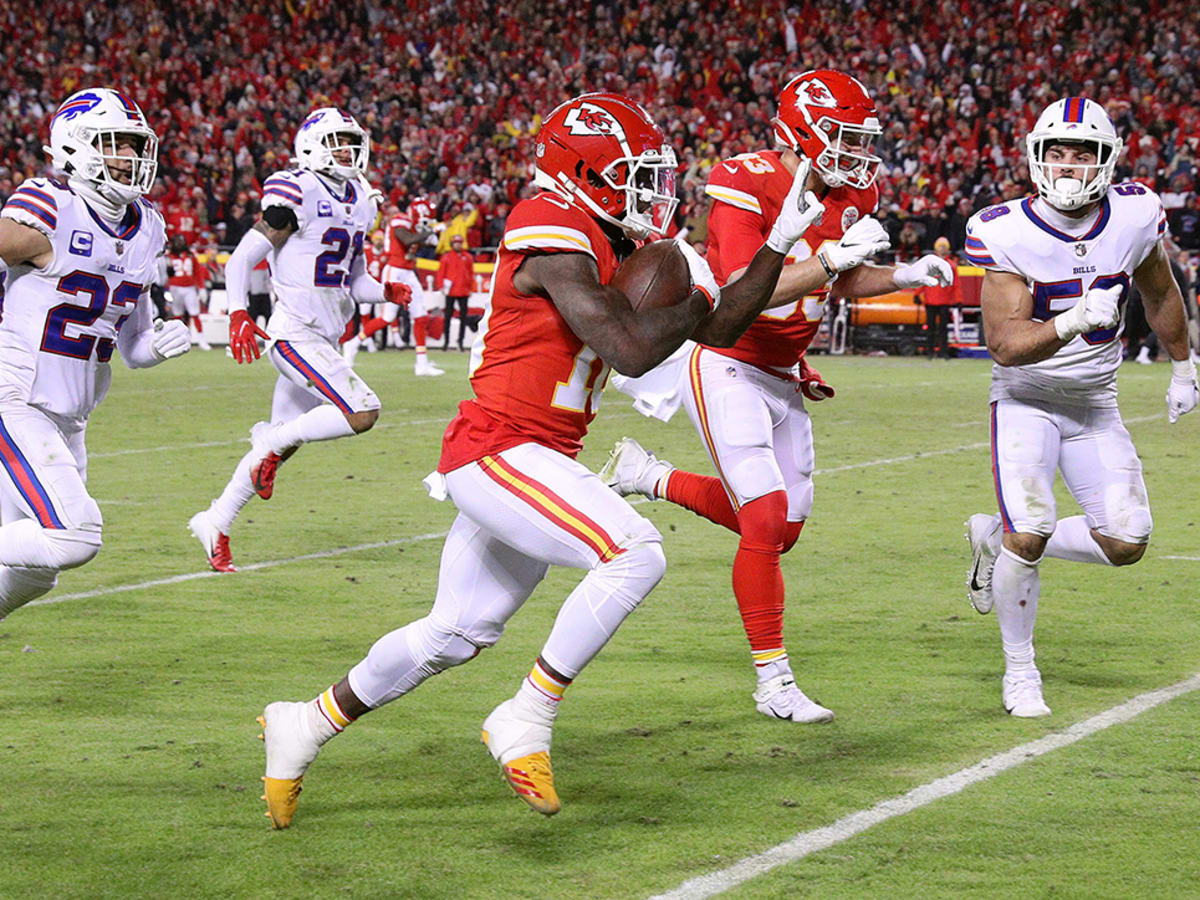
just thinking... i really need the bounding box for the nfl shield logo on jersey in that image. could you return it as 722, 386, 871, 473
1074, 242, 1087, 257
114, 240, 125, 255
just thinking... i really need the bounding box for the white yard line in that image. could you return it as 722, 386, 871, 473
648, 672, 1200, 900
88, 416, 450, 459
26, 531, 448, 609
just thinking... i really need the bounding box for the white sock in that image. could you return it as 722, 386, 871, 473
208, 448, 257, 534
513, 681, 559, 724
1044, 516, 1113, 565
993, 546, 1041, 676
267, 405, 354, 454
757, 657, 794, 684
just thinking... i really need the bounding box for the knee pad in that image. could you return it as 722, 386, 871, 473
591, 539, 667, 616
49, 528, 103, 570
1103, 483, 1153, 544
414, 614, 486, 673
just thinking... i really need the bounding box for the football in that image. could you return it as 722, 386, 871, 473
610, 240, 693, 312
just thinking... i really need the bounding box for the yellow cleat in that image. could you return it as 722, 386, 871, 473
261, 775, 303, 829
496, 749, 560, 816
257, 703, 323, 829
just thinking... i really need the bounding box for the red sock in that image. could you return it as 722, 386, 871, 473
412, 315, 428, 349
361, 316, 389, 338
193, 315, 204, 334
731, 491, 788, 654
663, 470, 740, 533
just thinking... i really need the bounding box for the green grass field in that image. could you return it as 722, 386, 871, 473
1, 348, 1197, 899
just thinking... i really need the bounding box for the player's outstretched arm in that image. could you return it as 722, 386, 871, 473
516, 251, 711, 378
691, 158, 827, 344
1135, 242, 1199, 421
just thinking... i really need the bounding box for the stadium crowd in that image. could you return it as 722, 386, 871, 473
2, 0, 1199, 284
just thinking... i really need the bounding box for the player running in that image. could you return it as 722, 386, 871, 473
603, 70, 952, 723
187, 107, 405, 573
0, 89, 190, 620
961, 97, 1198, 716
255, 91, 823, 828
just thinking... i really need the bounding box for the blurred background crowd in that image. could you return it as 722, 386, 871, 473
2, 0, 1198, 347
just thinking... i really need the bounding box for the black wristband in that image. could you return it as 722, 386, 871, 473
817, 251, 836, 280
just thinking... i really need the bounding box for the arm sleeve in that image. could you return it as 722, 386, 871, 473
224, 229, 273, 312
117, 291, 161, 369
706, 201, 768, 284
349, 246, 384, 303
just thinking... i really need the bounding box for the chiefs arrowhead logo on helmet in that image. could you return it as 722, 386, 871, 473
799, 79, 837, 108
563, 104, 620, 137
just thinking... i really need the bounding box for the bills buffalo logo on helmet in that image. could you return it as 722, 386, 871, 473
563, 103, 621, 137
53, 92, 104, 124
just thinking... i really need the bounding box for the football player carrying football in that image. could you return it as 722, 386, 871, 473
188, 107, 405, 573
603, 70, 953, 724
962, 97, 1197, 717
0, 89, 190, 620
256, 91, 825, 827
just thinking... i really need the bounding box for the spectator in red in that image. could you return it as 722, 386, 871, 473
921, 237, 964, 359
437, 235, 477, 350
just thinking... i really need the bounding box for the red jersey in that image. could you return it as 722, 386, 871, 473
438, 193, 620, 472
167, 252, 199, 288
703, 150, 879, 370
384, 212, 417, 269
365, 242, 384, 281
437, 249, 476, 296
165, 207, 199, 245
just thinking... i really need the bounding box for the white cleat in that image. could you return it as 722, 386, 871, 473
258, 700, 324, 829
481, 698, 560, 815
197, 337, 212, 351
342, 334, 361, 366
415, 359, 445, 376
1002, 671, 1051, 717
753, 674, 834, 723
965, 513, 1002, 614
598, 436, 674, 499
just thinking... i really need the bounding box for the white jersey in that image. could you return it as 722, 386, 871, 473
260, 168, 375, 343
0, 178, 164, 422
966, 185, 1166, 406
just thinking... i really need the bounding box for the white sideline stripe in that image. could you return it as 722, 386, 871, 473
1161, 556, 1200, 561
25, 531, 449, 609
649, 673, 1200, 900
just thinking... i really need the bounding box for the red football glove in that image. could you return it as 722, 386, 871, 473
385, 281, 412, 307
799, 357, 835, 401
228, 309, 269, 364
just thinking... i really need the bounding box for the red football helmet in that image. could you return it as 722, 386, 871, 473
408, 196, 435, 227
772, 70, 883, 190
533, 92, 678, 238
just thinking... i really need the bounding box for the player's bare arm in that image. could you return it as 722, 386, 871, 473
1134, 241, 1191, 361
515, 251, 711, 377
0, 217, 53, 269
690, 244, 792, 345
253, 212, 296, 249
828, 262, 903, 298
982, 269, 1065, 366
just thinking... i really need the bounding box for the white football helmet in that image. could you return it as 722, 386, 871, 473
44, 88, 158, 216
1026, 97, 1123, 211
294, 108, 370, 183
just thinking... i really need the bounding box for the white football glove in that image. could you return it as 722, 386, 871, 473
151, 318, 191, 360
821, 217, 892, 274
1053, 284, 1121, 341
676, 237, 721, 311
893, 253, 954, 289
1166, 358, 1199, 424
766, 158, 825, 254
